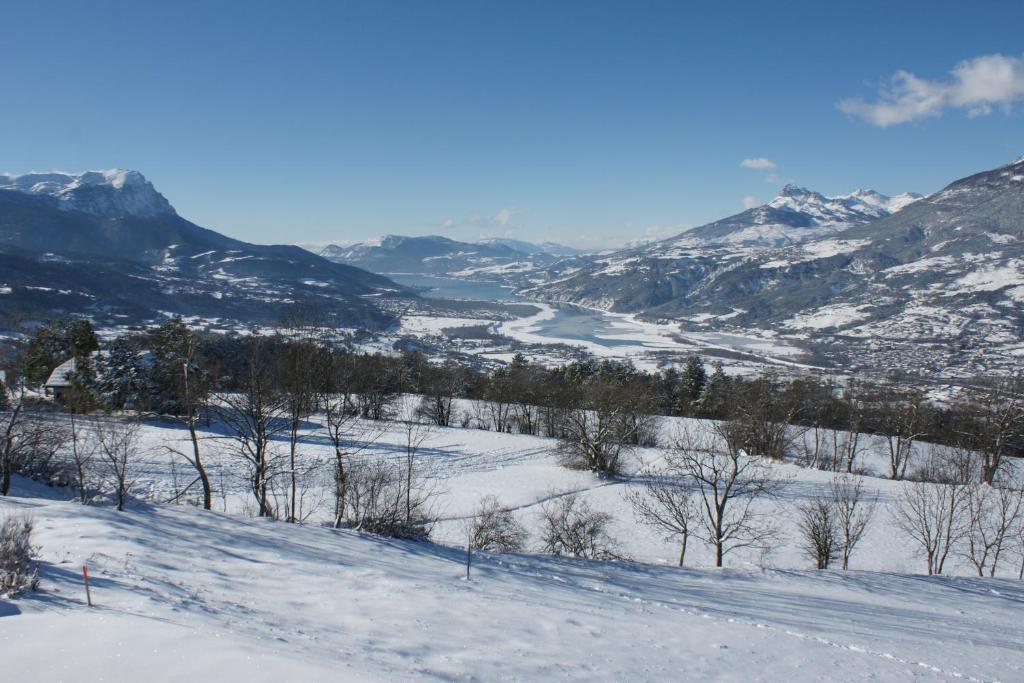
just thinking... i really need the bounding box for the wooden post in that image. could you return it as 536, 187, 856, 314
82, 565, 93, 607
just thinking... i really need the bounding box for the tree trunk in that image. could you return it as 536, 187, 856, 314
188, 418, 212, 510
0, 455, 10, 496
1, 397, 23, 496
333, 449, 346, 529
289, 420, 299, 523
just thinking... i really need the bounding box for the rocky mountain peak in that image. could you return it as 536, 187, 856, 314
0, 168, 176, 219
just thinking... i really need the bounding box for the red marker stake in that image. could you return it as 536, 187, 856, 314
82, 565, 93, 607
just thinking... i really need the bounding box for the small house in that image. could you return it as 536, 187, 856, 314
44, 358, 78, 403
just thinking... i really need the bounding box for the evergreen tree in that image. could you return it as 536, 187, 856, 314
681, 356, 707, 400
149, 318, 198, 414
67, 319, 100, 359
22, 318, 99, 387
93, 336, 150, 410
696, 361, 732, 419
66, 352, 101, 413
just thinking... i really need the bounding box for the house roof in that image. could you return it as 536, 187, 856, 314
45, 358, 77, 388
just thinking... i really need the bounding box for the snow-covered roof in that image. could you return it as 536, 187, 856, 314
44, 358, 78, 387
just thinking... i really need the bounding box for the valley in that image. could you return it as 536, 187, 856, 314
5, 7, 1024, 682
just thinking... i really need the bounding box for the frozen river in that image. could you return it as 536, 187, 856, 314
388, 274, 673, 351
387, 274, 806, 366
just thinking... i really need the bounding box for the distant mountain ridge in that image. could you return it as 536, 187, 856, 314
664, 184, 921, 249
0, 170, 410, 330
476, 237, 584, 257
319, 234, 580, 277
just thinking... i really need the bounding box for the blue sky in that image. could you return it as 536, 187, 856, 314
2, 1, 1022, 248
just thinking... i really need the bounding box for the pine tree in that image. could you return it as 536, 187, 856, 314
22, 318, 99, 387
93, 337, 149, 410
696, 362, 731, 419
681, 356, 707, 400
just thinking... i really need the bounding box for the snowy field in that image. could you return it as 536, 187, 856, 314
2, 401, 1024, 681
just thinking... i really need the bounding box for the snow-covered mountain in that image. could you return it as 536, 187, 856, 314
515, 158, 1023, 377
0, 169, 176, 219
477, 237, 585, 257
665, 184, 921, 249
0, 170, 410, 330
319, 234, 576, 277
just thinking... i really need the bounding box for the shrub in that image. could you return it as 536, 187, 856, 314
540, 493, 619, 560
0, 515, 40, 596
342, 459, 432, 540
470, 496, 527, 552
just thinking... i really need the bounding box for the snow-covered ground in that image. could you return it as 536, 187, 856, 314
2, 405, 1023, 681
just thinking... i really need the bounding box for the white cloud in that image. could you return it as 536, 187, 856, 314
438, 218, 456, 230
493, 207, 518, 227
741, 157, 776, 169
838, 54, 1024, 127
742, 196, 761, 209
463, 207, 520, 229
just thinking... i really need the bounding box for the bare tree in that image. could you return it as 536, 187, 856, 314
418, 362, 465, 427
399, 402, 434, 524
962, 479, 1024, 577
539, 493, 619, 560
893, 446, 973, 575
1018, 513, 1024, 580
831, 475, 876, 570
6, 416, 69, 484
958, 375, 1024, 485
626, 472, 696, 567
671, 424, 784, 567
277, 340, 322, 523
799, 423, 829, 471
558, 379, 652, 477
729, 371, 803, 460
215, 338, 291, 518
482, 369, 516, 433
469, 496, 527, 552
67, 412, 98, 503
796, 497, 840, 569
0, 380, 25, 496
149, 320, 215, 510
354, 356, 400, 421
95, 418, 141, 512
341, 457, 433, 539
871, 386, 929, 480
831, 379, 869, 474
159, 345, 217, 510
322, 354, 383, 528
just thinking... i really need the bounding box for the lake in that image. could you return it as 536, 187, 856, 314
387, 274, 525, 302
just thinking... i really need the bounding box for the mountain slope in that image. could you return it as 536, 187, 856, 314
477, 236, 585, 257
319, 234, 572, 277
517, 184, 919, 313
0, 171, 410, 330
522, 159, 1023, 376
4, 474, 1022, 682
660, 184, 921, 249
